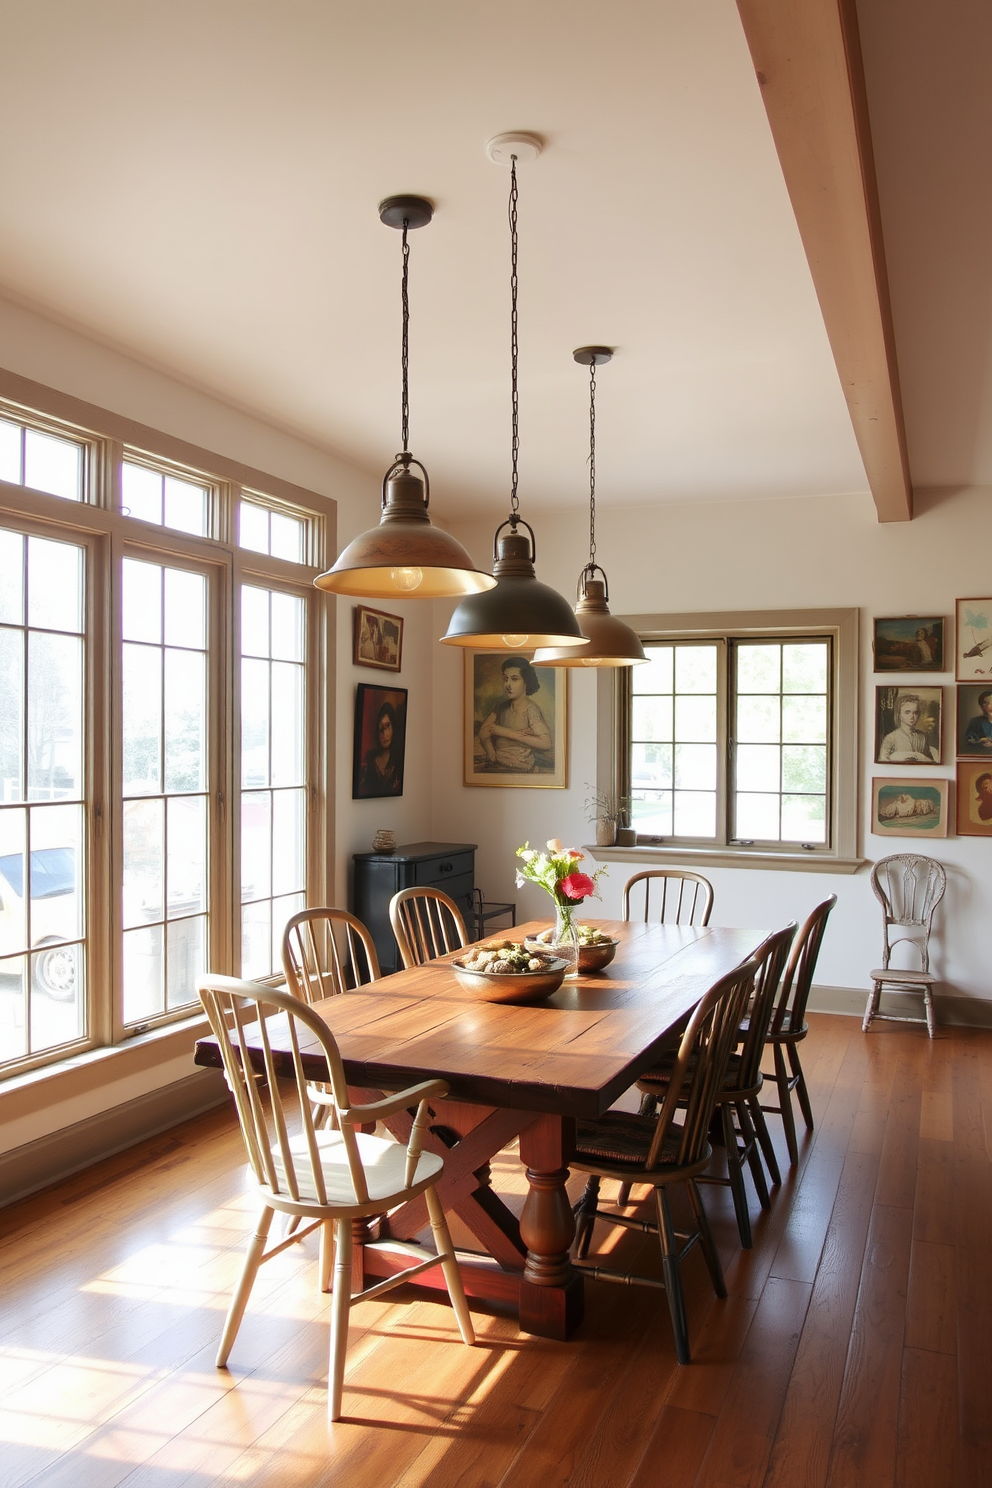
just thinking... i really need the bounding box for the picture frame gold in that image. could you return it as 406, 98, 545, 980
956, 760, 992, 836
955, 598, 992, 681
353, 605, 403, 672
871, 778, 949, 838
463, 650, 567, 788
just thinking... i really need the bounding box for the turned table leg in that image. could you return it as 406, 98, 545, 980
518, 1114, 583, 1339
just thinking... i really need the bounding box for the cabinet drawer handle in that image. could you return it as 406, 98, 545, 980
440, 861, 452, 872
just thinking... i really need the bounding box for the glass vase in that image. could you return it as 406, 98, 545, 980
550, 900, 580, 979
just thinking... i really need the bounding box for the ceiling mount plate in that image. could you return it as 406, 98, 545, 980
486, 131, 543, 166
378, 195, 434, 230
573, 346, 614, 366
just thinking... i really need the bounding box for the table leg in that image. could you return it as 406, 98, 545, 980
518, 1115, 583, 1340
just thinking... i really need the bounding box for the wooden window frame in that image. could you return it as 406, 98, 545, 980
0, 370, 336, 1078
593, 607, 861, 875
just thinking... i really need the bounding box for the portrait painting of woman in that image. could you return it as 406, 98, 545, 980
874, 686, 942, 765
352, 684, 407, 799
957, 759, 992, 835
464, 651, 567, 788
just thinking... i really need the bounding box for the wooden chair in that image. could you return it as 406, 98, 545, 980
761, 894, 836, 1163
389, 886, 470, 969
631, 923, 796, 1247
196, 975, 474, 1421
281, 906, 380, 1005
622, 869, 714, 926
570, 955, 759, 1364
864, 856, 945, 1039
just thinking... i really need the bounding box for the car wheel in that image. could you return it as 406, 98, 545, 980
34, 941, 77, 1001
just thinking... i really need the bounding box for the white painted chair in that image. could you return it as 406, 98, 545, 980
197, 975, 474, 1420
864, 855, 945, 1039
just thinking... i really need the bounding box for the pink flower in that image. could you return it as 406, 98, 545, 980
557, 871, 596, 902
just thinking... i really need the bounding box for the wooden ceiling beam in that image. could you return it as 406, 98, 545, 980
735, 0, 912, 522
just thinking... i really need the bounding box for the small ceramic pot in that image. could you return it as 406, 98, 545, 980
372, 829, 396, 853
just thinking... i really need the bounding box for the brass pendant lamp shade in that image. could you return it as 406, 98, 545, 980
314, 196, 494, 600
441, 139, 587, 652
534, 348, 647, 667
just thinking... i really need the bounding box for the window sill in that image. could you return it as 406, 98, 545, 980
584, 844, 864, 875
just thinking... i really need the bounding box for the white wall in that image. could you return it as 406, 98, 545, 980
432, 486, 991, 1016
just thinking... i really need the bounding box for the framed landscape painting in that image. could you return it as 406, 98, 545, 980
873, 616, 944, 672
955, 598, 992, 680
874, 686, 942, 765
956, 760, 992, 836
463, 650, 566, 788
871, 778, 949, 838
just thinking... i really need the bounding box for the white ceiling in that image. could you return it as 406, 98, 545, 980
0, 0, 871, 519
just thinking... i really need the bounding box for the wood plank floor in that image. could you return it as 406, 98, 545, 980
1, 1012, 989, 1488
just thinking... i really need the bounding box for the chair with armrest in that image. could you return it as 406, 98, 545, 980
622, 869, 714, 926
196, 974, 474, 1421
282, 906, 380, 1005
389, 885, 470, 969
864, 856, 944, 1039
631, 923, 796, 1247
761, 894, 836, 1163
570, 954, 759, 1364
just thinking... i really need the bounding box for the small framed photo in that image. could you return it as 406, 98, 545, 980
955, 599, 992, 681
956, 684, 992, 758
871, 778, 949, 838
872, 616, 944, 672
353, 605, 403, 672
352, 684, 407, 799
956, 760, 992, 835
875, 686, 942, 765
464, 650, 567, 788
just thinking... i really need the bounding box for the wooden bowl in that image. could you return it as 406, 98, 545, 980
524, 932, 619, 973
449, 955, 569, 1004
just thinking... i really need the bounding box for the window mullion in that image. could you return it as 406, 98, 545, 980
716, 637, 729, 847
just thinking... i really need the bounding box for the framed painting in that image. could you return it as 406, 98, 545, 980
871, 778, 949, 838
956, 760, 992, 836
956, 683, 992, 758
874, 685, 942, 765
352, 684, 407, 799
955, 598, 992, 680
872, 616, 944, 672
463, 650, 567, 788
353, 605, 403, 672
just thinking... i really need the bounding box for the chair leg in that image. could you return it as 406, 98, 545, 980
319, 1218, 335, 1293
863, 979, 881, 1033
686, 1179, 726, 1299
749, 1094, 781, 1187
615, 1181, 632, 1207
738, 1100, 770, 1210
425, 1185, 475, 1345
573, 1175, 601, 1260
722, 1102, 752, 1249
655, 1188, 690, 1365
923, 985, 936, 1040
328, 1218, 353, 1421
787, 1044, 815, 1131
774, 1043, 799, 1166
217, 1205, 274, 1368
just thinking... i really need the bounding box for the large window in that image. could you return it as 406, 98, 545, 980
0, 385, 332, 1076
608, 609, 858, 870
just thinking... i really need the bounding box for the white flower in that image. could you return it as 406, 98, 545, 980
546, 837, 563, 853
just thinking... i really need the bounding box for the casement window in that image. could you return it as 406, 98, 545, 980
0, 381, 333, 1075
599, 609, 859, 872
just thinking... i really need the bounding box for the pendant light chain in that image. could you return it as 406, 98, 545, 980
588, 361, 597, 566
400, 221, 411, 454
509, 156, 520, 520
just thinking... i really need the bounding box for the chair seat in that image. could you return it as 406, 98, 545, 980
637, 1049, 751, 1097
574, 1109, 692, 1170
870, 967, 936, 985
271, 1129, 444, 1207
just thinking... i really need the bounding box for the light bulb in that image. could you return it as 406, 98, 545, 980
580, 656, 601, 667
390, 566, 424, 592
502, 633, 529, 647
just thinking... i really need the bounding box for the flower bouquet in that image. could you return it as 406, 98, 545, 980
515, 839, 607, 977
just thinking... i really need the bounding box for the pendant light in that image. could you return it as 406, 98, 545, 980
534, 349, 647, 667
314, 195, 494, 600
441, 136, 588, 651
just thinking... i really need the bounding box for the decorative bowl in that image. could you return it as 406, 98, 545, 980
449, 955, 569, 1004
525, 931, 619, 973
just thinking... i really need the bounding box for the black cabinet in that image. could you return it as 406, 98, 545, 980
352, 841, 476, 975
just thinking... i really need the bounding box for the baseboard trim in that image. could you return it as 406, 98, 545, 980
0, 1068, 229, 1209
808, 984, 992, 1029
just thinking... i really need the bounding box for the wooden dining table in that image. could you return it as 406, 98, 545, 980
193, 917, 766, 1340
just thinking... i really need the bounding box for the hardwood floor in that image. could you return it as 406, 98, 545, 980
1, 1012, 988, 1488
